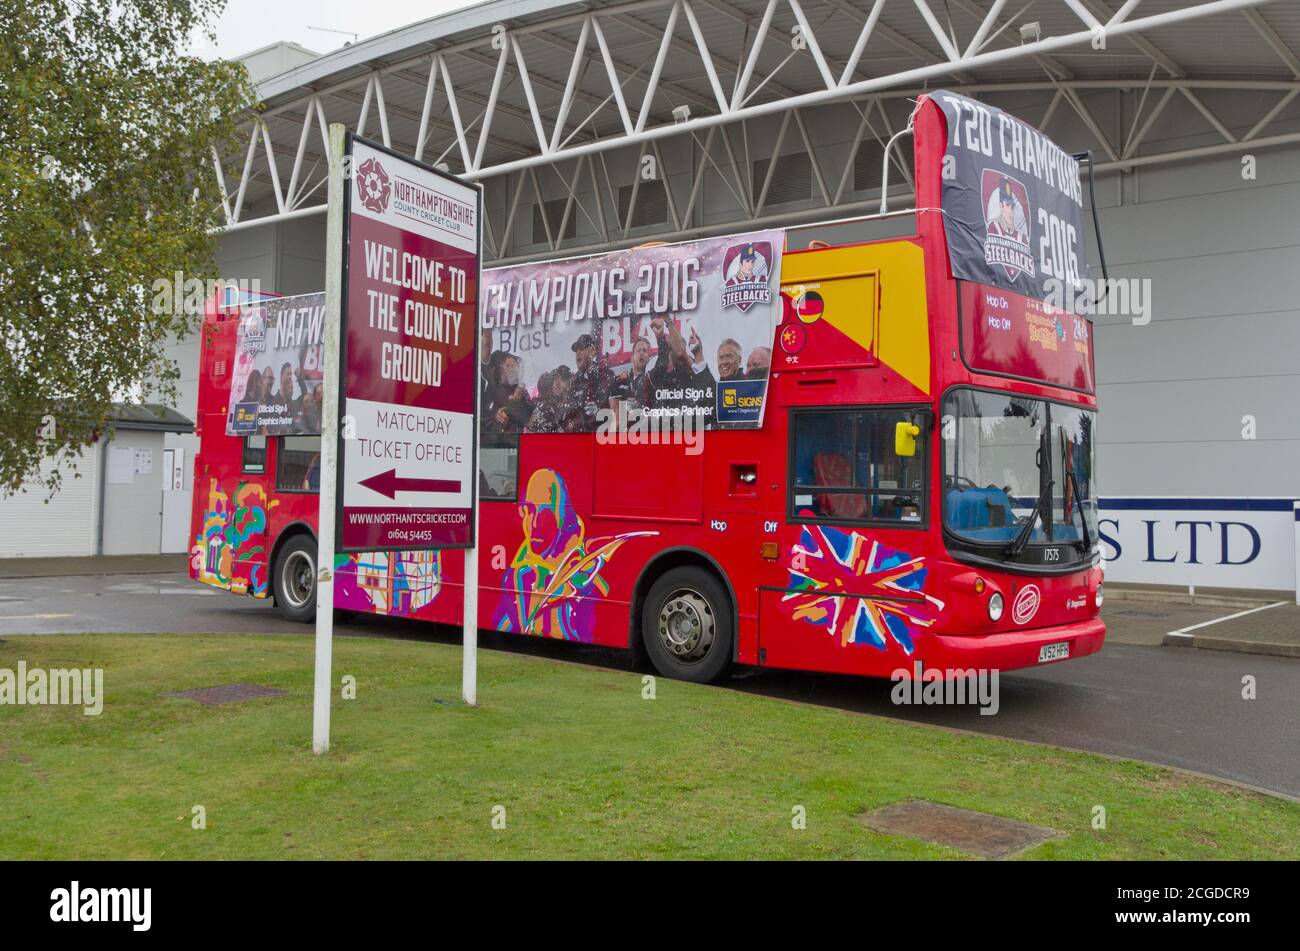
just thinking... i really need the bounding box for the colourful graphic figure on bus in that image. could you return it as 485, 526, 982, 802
333, 550, 442, 618
495, 468, 656, 641
783, 525, 945, 654
191, 479, 278, 596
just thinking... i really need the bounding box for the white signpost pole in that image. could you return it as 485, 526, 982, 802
462, 362, 480, 707
312, 122, 347, 755
462, 198, 483, 708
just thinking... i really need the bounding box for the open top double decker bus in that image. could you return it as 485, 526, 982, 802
190, 89, 1102, 683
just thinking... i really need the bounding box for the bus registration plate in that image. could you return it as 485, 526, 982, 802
1038, 642, 1070, 663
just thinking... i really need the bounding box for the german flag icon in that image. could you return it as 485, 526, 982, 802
794, 290, 824, 324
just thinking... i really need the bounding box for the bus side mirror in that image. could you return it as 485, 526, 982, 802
895, 421, 920, 457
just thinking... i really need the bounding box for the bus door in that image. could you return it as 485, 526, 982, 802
759, 404, 933, 676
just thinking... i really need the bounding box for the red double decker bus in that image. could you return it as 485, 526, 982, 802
190, 90, 1103, 683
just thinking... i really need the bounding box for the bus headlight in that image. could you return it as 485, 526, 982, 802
988, 592, 1005, 622
1095, 584, 1104, 608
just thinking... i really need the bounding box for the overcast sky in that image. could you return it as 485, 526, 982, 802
191, 0, 481, 59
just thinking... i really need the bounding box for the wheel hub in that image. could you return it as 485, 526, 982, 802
281, 550, 316, 609
657, 589, 715, 662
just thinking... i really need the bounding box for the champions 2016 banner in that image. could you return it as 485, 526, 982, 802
479, 230, 783, 436
929, 90, 1089, 301
225, 293, 326, 436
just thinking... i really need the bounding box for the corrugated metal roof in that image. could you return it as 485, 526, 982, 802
227, 0, 1300, 224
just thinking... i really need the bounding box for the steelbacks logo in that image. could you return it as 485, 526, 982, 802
237, 308, 266, 355
356, 156, 392, 214
981, 170, 1035, 282
720, 241, 773, 313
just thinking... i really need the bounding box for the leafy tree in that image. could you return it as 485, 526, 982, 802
0, 0, 253, 494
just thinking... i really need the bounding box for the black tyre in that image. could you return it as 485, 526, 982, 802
640, 566, 733, 683
272, 534, 317, 623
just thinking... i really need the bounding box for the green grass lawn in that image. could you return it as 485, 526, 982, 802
1, 633, 1296, 859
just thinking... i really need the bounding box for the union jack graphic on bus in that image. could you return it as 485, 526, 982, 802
783, 525, 945, 654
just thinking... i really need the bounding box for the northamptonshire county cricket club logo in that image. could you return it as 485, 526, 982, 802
981, 169, 1035, 282
357, 156, 392, 214
238, 308, 266, 354
720, 241, 773, 313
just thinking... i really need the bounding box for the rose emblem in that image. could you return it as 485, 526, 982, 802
357, 157, 391, 213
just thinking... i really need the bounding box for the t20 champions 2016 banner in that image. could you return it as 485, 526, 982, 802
226, 293, 325, 436
929, 90, 1089, 301
480, 229, 783, 435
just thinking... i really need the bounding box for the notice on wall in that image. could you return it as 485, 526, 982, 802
108, 446, 134, 485
132, 448, 153, 476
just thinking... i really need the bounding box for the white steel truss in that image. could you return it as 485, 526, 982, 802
216, 0, 1300, 263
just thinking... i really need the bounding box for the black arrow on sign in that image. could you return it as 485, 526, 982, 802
358, 468, 462, 499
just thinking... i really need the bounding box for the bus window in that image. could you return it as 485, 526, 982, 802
278, 436, 321, 493
789, 408, 927, 525
480, 432, 519, 501
242, 434, 267, 474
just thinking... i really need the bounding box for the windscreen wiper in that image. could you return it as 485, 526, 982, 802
1005, 484, 1051, 557
1066, 468, 1092, 551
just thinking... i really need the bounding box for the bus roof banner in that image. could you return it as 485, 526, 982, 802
338, 134, 481, 552
928, 90, 1089, 301
480, 230, 783, 435
225, 293, 326, 437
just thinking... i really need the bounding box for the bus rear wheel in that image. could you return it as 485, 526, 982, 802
640, 567, 733, 684
273, 534, 317, 623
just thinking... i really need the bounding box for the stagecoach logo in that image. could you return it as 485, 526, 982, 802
356, 156, 392, 214
982, 170, 1036, 282
720, 241, 773, 312
1012, 584, 1041, 625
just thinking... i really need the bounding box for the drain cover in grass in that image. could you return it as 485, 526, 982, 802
859, 800, 1058, 858
164, 683, 287, 705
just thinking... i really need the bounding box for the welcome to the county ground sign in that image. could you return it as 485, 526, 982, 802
337, 135, 481, 552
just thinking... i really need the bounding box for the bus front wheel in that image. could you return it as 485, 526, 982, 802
273, 534, 317, 623
640, 567, 733, 684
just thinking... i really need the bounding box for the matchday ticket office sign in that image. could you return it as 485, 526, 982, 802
338, 135, 481, 551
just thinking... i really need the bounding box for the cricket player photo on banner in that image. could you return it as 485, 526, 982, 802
479, 230, 783, 438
